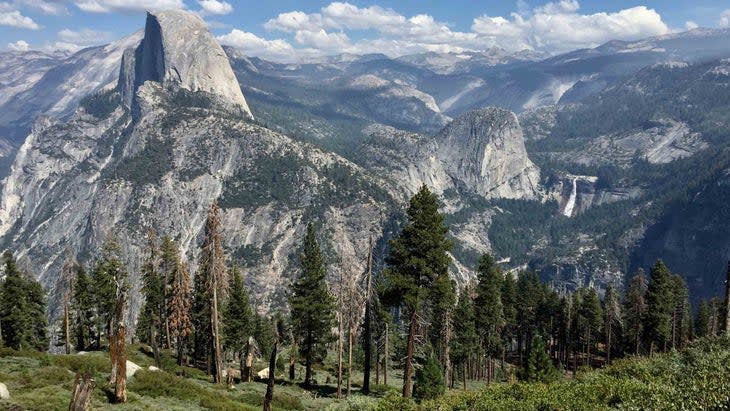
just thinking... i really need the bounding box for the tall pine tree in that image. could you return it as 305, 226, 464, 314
602, 284, 622, 363
0, 251, 48, 351
381, 185, 451, 398
289, 223, 336, 387
168, 261, 192, 366
623, 269, 647, 355
223, 266, 253, 358
92, 236, 127, 348
644, 260, 675, 354
72, 265, 94, 351
474, 253, 504, 382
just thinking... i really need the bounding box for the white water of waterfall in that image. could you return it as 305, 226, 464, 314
562, 178, 577, 217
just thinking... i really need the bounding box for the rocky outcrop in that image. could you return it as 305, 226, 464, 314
435, 108, 541, 199
0, 382, 8, 399
119, 10, 252, 118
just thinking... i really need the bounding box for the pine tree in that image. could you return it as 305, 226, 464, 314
602, 285, 622, 363
72, 265, 94, 351
381, 185, 451, 398
474, 253, 505, 382
289, 223, 336, 387
428, 270, 456, 385
159, 235, 180, 349
92, 236, 127, 348
223, 266, 253, 358
623, 269, 647, 355
0, 251, 48, 351
670, 274, 691, 349
515, 271, 542, 366
644, 260, 675, 354
197, 201, 228, 383
695, 299, 711, 338
501, 272, 517, 359
413, 353, 445, 402
578, 288, 602, 366
520, 335, 558, 383
138, 232, 163, 365
168, 261, 192, 366
451, 285, 478, 389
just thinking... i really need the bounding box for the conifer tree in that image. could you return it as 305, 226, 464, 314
159, 235, 180, 348
695, 299, 711, 338
474, 253, 504, 382
623, 269, 647, 355
451, 285, 478, 389
72, 266, 94, 351
413, 353, 445, 402
168, 261, 192, 366
381, 185, 451, 398
670, 274, 691, 349
92, 236, 127, 347
578, 288, 602, 366
289, 223, 336, 387
644, 260, 675, 354
138, 232, 162, 365
0, 251, 48, 351
602, 285, 622, 363
428, 270, 456, 385
197, 201, 228, 383
501, 272, 517, 358
520, 335, 558, 383
223, 266, 253, 359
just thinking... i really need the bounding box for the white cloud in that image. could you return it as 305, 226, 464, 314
228, 1, 672, 62
217, 29, 296, 61
15, 0, 68, 15
198, 0, 232, 16
73, 0, 184, 13
58, 28, 113, 46
0, 3, 39, 29
472, 2, 669, 53
720, 10, 730, 28
684, 21, 698, 30
7, 39, 30, 51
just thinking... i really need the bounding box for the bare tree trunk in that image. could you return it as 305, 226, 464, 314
69, 374, 96, 411
114, 324, 127, 403
362, 237, 373, 394
375, 344, 380, 385
337, 319, 343, 398
724, 261, 730, 335
263, 342, 277, 411
211, 284, 223, 383
402, 310, 417, 398
383, 323, 388, 386
347, 325, 353, 397
64, 301, 71, 355
242, 338, 253, 383
151, 326, 161, 368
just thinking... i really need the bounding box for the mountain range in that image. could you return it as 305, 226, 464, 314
1, 10, 729, 323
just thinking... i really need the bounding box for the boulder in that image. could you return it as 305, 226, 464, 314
256, 367, 270, 379
148, 366, 160, 372
126, 360, 142, 377
0, 382, 9, 399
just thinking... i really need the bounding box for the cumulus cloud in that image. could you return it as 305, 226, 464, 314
217, 29, 296, 61
7, 39, 30, 51
15, 0, 68, 15
0, 3, 39, 29
472, 2, 669, 53
73, 0, 184, 13
198, 0, 232, 16
721, 10, 730, 28
225, 1, 672, 62
685, 21, 698, 30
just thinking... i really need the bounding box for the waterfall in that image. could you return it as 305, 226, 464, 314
562, 178, 577, 217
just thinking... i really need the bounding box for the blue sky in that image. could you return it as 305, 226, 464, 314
2, 1, 730, 61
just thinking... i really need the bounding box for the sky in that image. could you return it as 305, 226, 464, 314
2, 0, 730, 61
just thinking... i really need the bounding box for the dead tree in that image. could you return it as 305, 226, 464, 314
263, 342, 277, 411
362, 237, 374, 394
69, 373, 96, 411
241, 336, 258, 383
109, 284, 127, 403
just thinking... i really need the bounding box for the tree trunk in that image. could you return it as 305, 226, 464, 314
151, 326, 161, 368
177, 334, 185, 366
606, 324, 612, 364
64, 301, 71, 355
211, 285, 223, 383
113, 324, 127, 403
383, 323, 388, 386
263, 342, 277, 411
362, 237, 373, 394
724, 261, 730, 335
337, 313, 343, 398
402, 310, 417, 398
242, 338, 253, 383
347, 326, 353, 397
69, 373, 96, 411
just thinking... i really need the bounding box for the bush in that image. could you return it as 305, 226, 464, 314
412, 354, 445, 402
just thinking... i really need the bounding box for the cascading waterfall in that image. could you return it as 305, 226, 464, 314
562, 177, 577, 217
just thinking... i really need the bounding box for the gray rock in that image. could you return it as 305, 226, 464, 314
0, 382, 9, 399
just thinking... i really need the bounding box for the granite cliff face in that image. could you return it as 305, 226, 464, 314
119, 10, 252, 118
